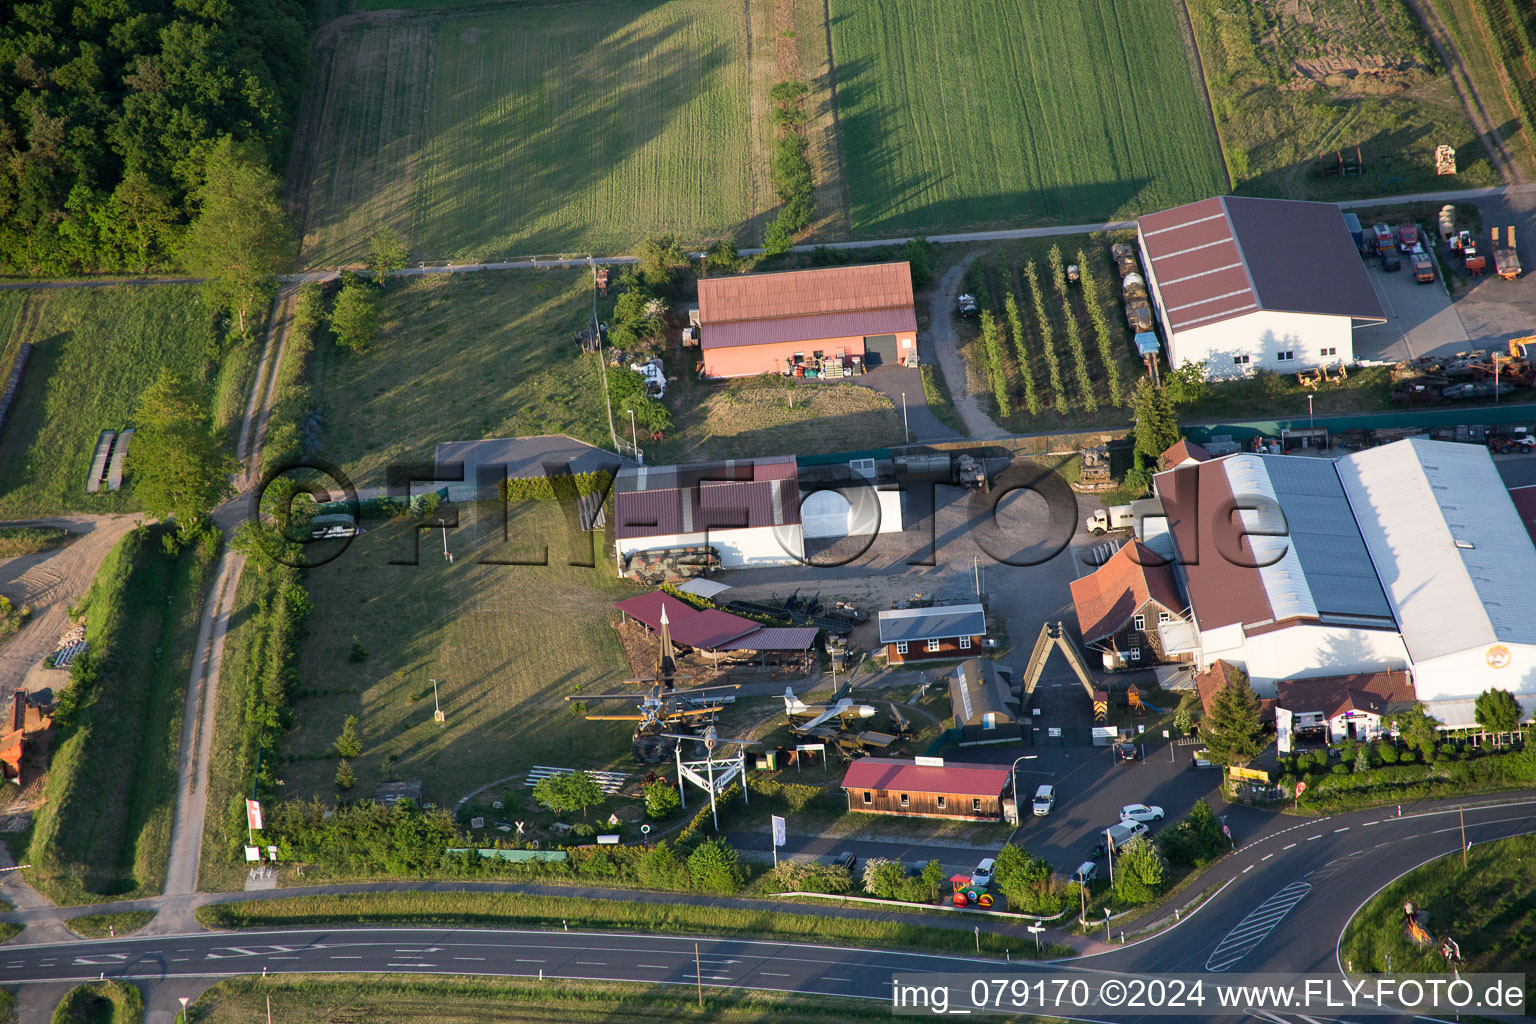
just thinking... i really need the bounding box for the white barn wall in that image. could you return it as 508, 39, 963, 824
617, 525, 805, 568
1197, 622, 1409, 697
1170, 310, 1354, 380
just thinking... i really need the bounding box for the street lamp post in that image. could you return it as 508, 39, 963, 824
1307, 393, 1314, 437
1008, 753, 1040, 824
626, 408, 638, 453
901, 392, 910, 442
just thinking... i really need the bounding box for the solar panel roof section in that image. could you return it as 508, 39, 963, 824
1259, 457, 1395, 624
1222, 196, 1386, 322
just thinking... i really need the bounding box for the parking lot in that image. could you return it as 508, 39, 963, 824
1353, 254, 1470, 362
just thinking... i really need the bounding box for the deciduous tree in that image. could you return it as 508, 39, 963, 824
329, 276, 381, 352
127, 369, 235, 529
367, 227, 408, 285
532, 770, 605, 819
180, 138, 294, 336
1474, 688, 1522, 734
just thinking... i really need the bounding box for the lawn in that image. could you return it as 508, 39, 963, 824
193, 976, 912, 1024
0, 286, 235, 517
314, 271, 607, 488
298, 0, 758, 263
64, 910, 156, 939
825, 0, 1228, 235
48, 980, 142, 1024
24, 526, 220, 904
280, 500, 634, 808
1186, 0, 1497, 200
653, 377, 906, 464
1339, 832, 1535, 1006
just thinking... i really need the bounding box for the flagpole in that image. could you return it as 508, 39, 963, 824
772, 817, 778, 869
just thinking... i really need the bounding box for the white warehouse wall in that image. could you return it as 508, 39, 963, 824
1408, 642, 1536, 702
1197, 622, 1410, 697
1171, 310, 1354, 381
617, 525, 806, 568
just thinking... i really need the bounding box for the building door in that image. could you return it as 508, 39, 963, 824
864, 334, 899, 366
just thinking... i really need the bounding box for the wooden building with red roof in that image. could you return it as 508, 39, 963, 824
841, 756, 1013, 821
1069, 540, 1190, 670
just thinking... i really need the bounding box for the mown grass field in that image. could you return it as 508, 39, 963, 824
1429, 0, 1536, 180
48, 980, 142, 1024
315, 271, 604, 487
299, 0, 757, 262
1187, 0, 1497, 198
282, 501, 633, 807
194, 976, 905, 1024
1340, 832, 1535, 1005
825, 0, 1227, 234
0, 286, 231, 517
24, 526, 219, 904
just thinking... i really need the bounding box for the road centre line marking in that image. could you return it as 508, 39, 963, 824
1334, 827, 1349, 832
1363, 820, 1378, 826
760, 971, 790, 976
637, 964, 668, 969
172, 959, 190, 962
1261, 853, 1273, 861
1243, 865, 1253, 873
515, 959, 545, 963
329, 956, 361, 959
1284, 843, 1296, 850
387, 963, 435, 968
576, 961, 606, 966
1308, 835, 1322, 841
825, 976, 851, 982
453, 957, 485, 961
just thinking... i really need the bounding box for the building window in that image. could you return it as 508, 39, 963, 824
1132, 614, 1146, 631
1277, 351, 1294, 361
1130, 647, 1141, 661
1321, 347, 1337, 357
936, 795, 947, 810
927, 638, 941, 652
959, 636, 972, 650
895, 641, 908, 655
862, 791, 872, 805
899, 793, 910, 807
1158, 611, 1172, 623
1233, 354, 1250, 365
972, 798, 982, 812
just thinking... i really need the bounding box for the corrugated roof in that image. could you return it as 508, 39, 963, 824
614, 458, 801, 540
1275, 670, 1416, 719
877, 604, 987, 644
698, 262, 914, 324
947, 658, 1018, 726
611, 592, 759, 649
712, 626, 820, 651
701, 307, 917, 350
1068, 540, 1185, 644
1158, 459, 1272, 631
1511, 485, 1536, 546
1336, 438, 1536, 662
1138, 196, 1383, 333
840, 757, 1012, 797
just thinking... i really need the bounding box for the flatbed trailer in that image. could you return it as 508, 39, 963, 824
1492, 226, 1521, 280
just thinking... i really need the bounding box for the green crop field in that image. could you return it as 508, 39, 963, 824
0, 286, 235, 517
299, 0, 758, 263
825, 0, 1228, 234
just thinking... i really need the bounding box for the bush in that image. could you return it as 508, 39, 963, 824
686, 838, 744, 894
1111, 836, 1166, 905
863, 858, 908, 899
1157, 798, 1227, 867
348, 635, 368, 663
635, 842, 689, 890
643, 779, 681, 820
1379, 743, 1399, 765
767, 860, 852, 895
1331, 763, 1348, 775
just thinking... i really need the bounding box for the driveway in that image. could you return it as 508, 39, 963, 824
1352, 256, 1469, 362
850, 364, 960, 443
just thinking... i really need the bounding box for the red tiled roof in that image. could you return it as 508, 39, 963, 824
1195, 660, 1276, 723
1511, 486, 1536, 546
1160, 439, 1212, 469
1275, 671, 1416, 720
698, 262, 914, 324
1069, 540, 1185, 644
840, 757, 1012, 797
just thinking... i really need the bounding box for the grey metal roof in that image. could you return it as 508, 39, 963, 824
878, 604, 987, 644
1336, 438, 1536, 662
1223, 196, 1385, 322
1256, 457, 1395, 624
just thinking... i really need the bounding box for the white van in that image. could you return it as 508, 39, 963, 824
1071, 861, 1098, 885
1032, 784, 1056, 816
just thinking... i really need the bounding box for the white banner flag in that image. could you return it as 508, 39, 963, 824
771, 814, 787, 847
1276, 707, 1294, 755
246, 798, 263, 831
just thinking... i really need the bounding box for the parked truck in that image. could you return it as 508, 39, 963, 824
1084, 497, 1162, 535
1411, 237, 1435, 284
1372, 222, 1395, 256
1122, 273, 1154, 332
1492, 226, 1521, 280
956, 293, 979, 318
1343, 212, 1364, 254
1397, 222, 1419, 253
1093, 820, 1149, 857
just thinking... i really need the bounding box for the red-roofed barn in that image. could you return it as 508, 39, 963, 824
841, 757, 1014, 821
697, 263, 917, 378
1137, 197, 1385, 380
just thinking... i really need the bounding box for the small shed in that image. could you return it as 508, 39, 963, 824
878, 604, 987, 663
946, 658, 1021, 746
841, 756, 1013, 821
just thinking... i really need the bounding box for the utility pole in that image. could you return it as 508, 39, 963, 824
901, 392, 910, 442
590, 255, 619, 450
695, 943, 704, 1007
1460, 806, 1468, 868
1105, 828, 1114, 885
627, 408, 639, 454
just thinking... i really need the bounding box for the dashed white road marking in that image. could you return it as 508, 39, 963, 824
453, 957, 485, 961
1334, 827, 1349, 833
1308, 835, 1322, 841
637, 964, 669, 969
1261, 853, 1273, 861
1362, 820, 1379, 826
329, 956, 361, 960
760, 971, 790, 977
1243, 865, 1253, 873
1283, 843, 1296, 850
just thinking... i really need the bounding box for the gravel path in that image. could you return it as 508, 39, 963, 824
927, 251, 1003, 438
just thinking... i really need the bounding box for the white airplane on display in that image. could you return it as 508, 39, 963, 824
783, 686, 877, 731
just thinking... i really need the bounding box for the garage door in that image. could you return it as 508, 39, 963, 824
801, 489, 852, 539
864, 334, 899, 366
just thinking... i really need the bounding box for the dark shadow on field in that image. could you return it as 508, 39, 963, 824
403, 10, 737, 258
827, 52, 1160, 235
1232, 120, 1493, 202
